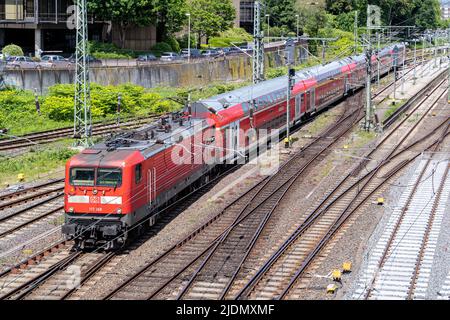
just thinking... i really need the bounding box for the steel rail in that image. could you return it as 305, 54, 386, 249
235, 80, 450, 299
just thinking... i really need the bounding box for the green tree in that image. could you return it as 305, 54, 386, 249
326, 0, 356, 15
189, 0, 236, 45
298, 6, 328, 37
88, 0, 153, 48
265, 0, 298, 32
152, 0, 187, 42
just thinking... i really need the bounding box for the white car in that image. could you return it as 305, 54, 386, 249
39, 55, 72, 68
7, 56, 39, 69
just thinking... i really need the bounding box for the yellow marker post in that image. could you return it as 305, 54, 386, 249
327, 284, 338, 294
343, 261, 352, 273
332, 269, 342, 282
377, 197, 384, 205
17, 173, 25, 182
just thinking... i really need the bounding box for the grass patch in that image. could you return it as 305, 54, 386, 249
307, 113, 335, 136
383, 99, 406, 121
0, 139, 77, 186
346, 130, 377, 156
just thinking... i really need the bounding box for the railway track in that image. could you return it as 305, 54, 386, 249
103, 92, 365, 300
0, 164, 242, 300
356, 155, 449, 300
232, 76, 450, 300
0, 115, 158, 152
0, 179, 64, 211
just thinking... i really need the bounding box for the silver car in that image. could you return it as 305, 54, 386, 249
40, 55, 72, 68
7, 56, 39, 69
160, 52, 181, 62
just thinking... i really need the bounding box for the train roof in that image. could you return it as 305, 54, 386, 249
197, 54, 367, 113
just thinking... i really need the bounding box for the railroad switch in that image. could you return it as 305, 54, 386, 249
17, 173, 25, 182
377, 197, 385, 205
327, 284, 338, 294
331, 269, 342, 282
342, 261, 352, 273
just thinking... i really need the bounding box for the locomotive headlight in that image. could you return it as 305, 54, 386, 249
69, 207, 74, 213
93, 189, 98, 195
117, 208, 122, 214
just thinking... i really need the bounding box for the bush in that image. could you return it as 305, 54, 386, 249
165, 36, 181, 53
151, 42, 173, 56
177, 34, 198, 49
2, 44, 24, 57
209, 28, 252, 47
88, 41, 135, 59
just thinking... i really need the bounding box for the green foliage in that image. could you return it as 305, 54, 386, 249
2, 44, 24, 57
88, 41, 135, 59
152, 0, 188, 39
209, 28, 252, 48
317, 28, 355, 57
189, 0, 236, 44
325, 0, 443, 31
164, 35, 181, 53
177, 34, 198, 49
264, 0, 298, 32
0, 142, 78, 184
151, 42, 173, 56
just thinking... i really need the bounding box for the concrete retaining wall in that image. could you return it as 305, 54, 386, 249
3, 47, 305, 93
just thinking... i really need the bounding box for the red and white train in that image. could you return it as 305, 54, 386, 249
63, 44, 405, 249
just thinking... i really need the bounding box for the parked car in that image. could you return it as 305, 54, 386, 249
37, 55, 65, 68
201, 49, 221, 57
160, 52, 181, 61
137, 54, 157, 62
180, 49, 202, 59
68, 54, 102, 66
6, 56, 39, 69
222, 47, 242, 55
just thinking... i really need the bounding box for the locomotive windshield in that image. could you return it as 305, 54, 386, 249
96, 168, 122, 187
70, 168, 95, 186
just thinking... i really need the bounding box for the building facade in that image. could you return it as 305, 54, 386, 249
231, 0, 255, 33
0, 0, 156, 55
441, 0, 450, 19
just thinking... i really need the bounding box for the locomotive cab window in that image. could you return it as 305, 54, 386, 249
97, 168, 122, 187
135, 164, 142, 184
70, 168, 95, 186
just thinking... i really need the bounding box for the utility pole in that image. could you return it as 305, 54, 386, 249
354, 10, 358, 54
73, 0, 92, 147
448, 28, 450, 103
413, 39, 417, 85
253, 1, 264, 84
364, 4, 380, 131
401, 45, 405, 95
186, 13, 191, 63
393, 45, 399, 103
285, 38, 295, 148
377, 32, 380, 86
364, 34, 373, 131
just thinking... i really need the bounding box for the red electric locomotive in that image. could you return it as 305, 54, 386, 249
62, 44, 405, 249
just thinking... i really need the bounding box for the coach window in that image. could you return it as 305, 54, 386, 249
70, 168, 95, 186
97, 168, 123, 187
135, 164, 142, 184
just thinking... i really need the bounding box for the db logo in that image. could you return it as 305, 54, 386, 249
89, 196, 100, 204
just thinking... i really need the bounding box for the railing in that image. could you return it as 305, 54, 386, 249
0, 12, 94, 23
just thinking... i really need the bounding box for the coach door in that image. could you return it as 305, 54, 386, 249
294, 94, 301, 120
147, 168, 156, 207
310, 88, 316, 112
229, 121, 240, 161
